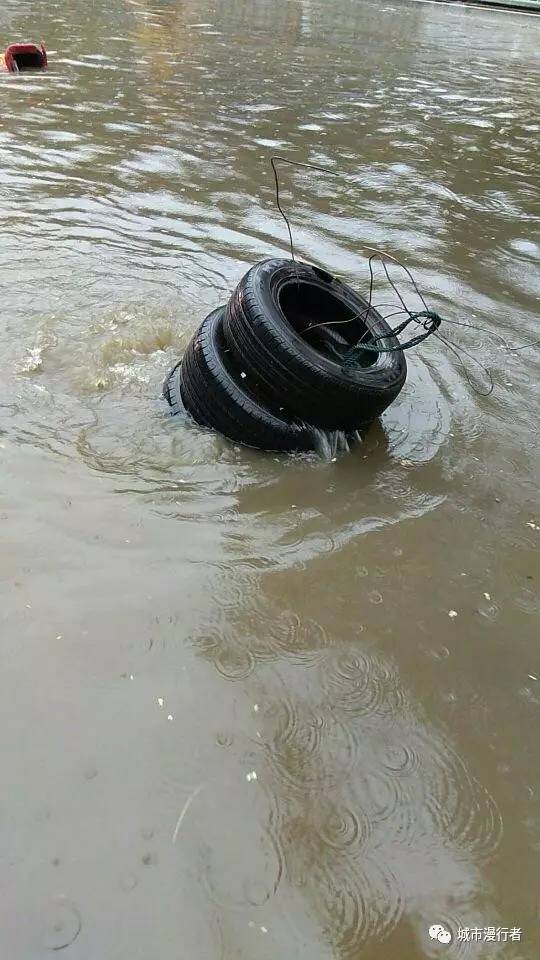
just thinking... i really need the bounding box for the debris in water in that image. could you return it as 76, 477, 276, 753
448, 610, 458, 619
1, 42, 47, 73
246, 770, 257, 782
171, 783, 204, 844
157, 697, 164, 707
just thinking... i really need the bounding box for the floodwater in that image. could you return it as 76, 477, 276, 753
1, 0, 539, 956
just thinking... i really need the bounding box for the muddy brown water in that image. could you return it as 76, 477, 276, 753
1, 0, 539, 957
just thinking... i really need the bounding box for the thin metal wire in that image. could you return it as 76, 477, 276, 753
363, 246, 430, 312
270, 155, 339, 265
434, 329, 494, 396
304, 302, 398, 334
268, 155, 537, 393
326, 250, 490, 389
508, 337, 540, 352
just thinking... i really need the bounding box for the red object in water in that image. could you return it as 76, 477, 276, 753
1, 42, 47, 73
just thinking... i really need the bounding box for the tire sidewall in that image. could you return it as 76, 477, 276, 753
184, 307, 312, 451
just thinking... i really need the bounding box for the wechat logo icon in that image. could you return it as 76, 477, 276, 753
429, 923, 452, 945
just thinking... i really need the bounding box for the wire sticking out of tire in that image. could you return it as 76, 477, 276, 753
163, 260, 408, 453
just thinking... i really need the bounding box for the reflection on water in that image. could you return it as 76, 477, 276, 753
1, 0, 539, 957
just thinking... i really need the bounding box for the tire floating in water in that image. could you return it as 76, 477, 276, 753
164, 307, 313, 453
225, 259, 407, 431
163, 260, 407, 453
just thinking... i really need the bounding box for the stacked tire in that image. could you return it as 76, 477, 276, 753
163, 259, 407, 453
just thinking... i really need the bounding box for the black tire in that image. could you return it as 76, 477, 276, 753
223, 259, 407, 431
162, 359, 181, 405
164, 307, 313, 453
